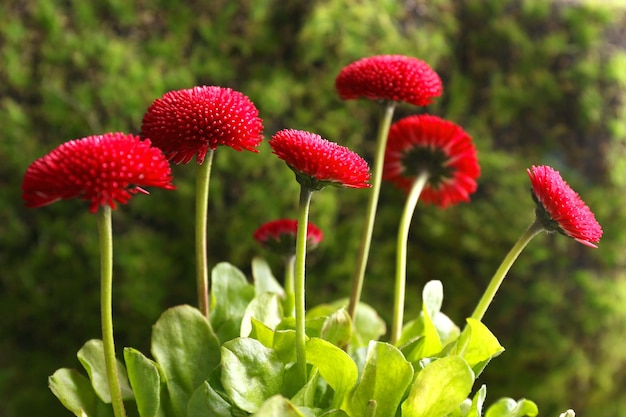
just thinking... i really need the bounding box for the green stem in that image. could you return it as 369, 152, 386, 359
470, 219, 545, 322
97, 206, 126, 417
284, 255, 296, 318
390, 171, 429, 345
196, 150, 214, 318
348, 101, 396, 320
294, 186, 313, 387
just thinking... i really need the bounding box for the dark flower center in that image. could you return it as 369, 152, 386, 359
401, 146, 452, 186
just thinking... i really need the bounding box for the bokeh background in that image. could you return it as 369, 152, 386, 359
2, 0, 626, 416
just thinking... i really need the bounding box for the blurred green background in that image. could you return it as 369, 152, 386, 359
2, 0, 626, 416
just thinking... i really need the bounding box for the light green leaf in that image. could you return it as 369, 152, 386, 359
241, 292, 283, 337
250, 317, 276, 348
401, 356, 475, 417
290, 368, 319, 408
320, 308, 352, 349
320, 410, 350, 417
49, 368, 98, 417
422, 280, 444, 319
187, 381, 232, 417
485, 398, 538, 417
123, 348, 161, 417
462, 319, 505, 371
252, 256, 285, 297
273, 329, 297, 364
344, 341, 413, 417
210, 262, 256, 342
466, 385, 487, 417
151, 305, 221, 417
252, 395, 305, 417
306, 299, 385, 348
222, 337, 285, 413
77, 339, 134, 403
559, 410, 575, 417
305, 337, 358, 407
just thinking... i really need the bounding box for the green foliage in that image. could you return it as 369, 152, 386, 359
4, 0, 626, 416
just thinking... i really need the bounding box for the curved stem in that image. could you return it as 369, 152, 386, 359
195, 150, 214, 318
348, 101, 396, 320
470, 219, 545, 322
294, 186, 313, 387
97, 206, 126, 417
284, 255, 296, 318
390, 171, 429, 345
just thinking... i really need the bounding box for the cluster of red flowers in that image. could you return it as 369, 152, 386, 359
22, 54, 602, 248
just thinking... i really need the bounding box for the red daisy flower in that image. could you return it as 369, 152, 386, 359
383, 115, 480, 208
335, 55, 443, 106
254, 219, 324, 255
141, 86, 263, 164
269, 129, 371, 190
527, 165, 602, 248
22, 132, 175, 213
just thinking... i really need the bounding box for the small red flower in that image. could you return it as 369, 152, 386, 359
383, 115, 480, 208
254, 219, 324, 255
335, 55, 443, 106
269, 129, 371, 190
141, 86, 263, 164
22, 132, 175, 213
527, 165, 602, 248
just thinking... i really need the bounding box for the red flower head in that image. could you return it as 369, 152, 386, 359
254, 219, 324, 256
141, 86, 263, 164
269, 129, 371, 190
383, 115, 480, 208
22, 132, 175, 213
527, 165, 602, 248
335, 55, 443, 106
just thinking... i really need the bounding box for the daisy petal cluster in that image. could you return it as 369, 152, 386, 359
22, 132, 175, 213
335, 55, 443, 106
254, 219, 324, 256
141, 86, 263, 164
527, 165, 603, 248
383, 115, 480, 208
269, 129, 371, 190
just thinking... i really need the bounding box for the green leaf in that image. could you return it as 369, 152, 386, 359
187, 381, 232, 417
222, 337, 285, 413
320, 308, 352, 349
485, 398, 538, 417
77, 339, 134, 403
319, 410, 350, 417
401, 356, 475, 417
462, 319, 505, 371
210, 262, 256, 342
49, 368, 98, 417
273, 329, 297, 364
290, 368, 319, 408
306, 299, 385, 348
343, 341, 413, 417
252, 395, 305, 417
559, 410, 575, 417
151, 305, 221, 417
467, 385, 487, 417
123, 348, 161, 417
252, 256, 285, 297
250, 317, 276, 348
241, 292, 283, 337
422, 280, 444, 319
305, 337, 358, 407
